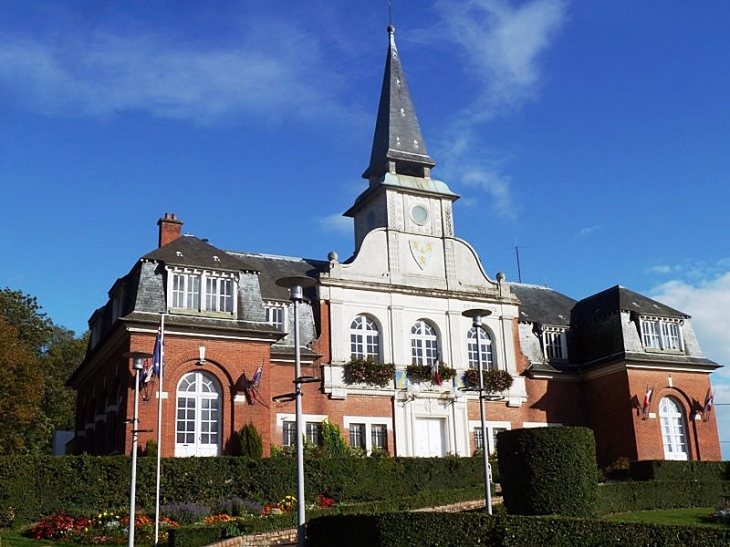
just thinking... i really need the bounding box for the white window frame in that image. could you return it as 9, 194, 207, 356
469, 420, 511, 454
640, 317, 684, 352
411, 320, 439, 366
265, 302, 288, 330
344, 416, 392, 455
467, 326, 494, 370
543, 328, 568, 362
168, 267, 237, 315
350, 315, 381, 361
277, 413, 327, 448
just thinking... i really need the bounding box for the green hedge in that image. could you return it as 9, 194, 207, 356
597, 480, 730, 515
498, 426, 598, 517
0, 455, 485, 524
307, 512, 730, 547
630, 460, 730, 482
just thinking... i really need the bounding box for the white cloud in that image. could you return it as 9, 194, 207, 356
318, 213, 352, 237
0, 20, 343, 124
461, 168, 517, 220
577, 225, 602, 238
436, 0, 569, 120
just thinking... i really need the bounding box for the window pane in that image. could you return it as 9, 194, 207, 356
350, 315, 380, 360
411, 320, 439, 365
371, 424, 387, 451
468, 327, 493, 370
350, 423, 366, 449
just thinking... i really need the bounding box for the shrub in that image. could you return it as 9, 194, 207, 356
498, 426, 598, 517
233, 423, 263, 460
161, 501, 211, 525
346, 358, 395, 387
630, 460, 730, 482
144, 440, 158, 458
320, 419, 349, 458
212, 496, 263, 517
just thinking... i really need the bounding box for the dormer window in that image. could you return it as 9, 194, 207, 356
265, 302, 287, 330
168, 268, 236, 315
641, 317, 683, 351
543, 328, 568, 362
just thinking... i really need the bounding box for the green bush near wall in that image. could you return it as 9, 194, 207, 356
597, 480, 730, 515
498, 426, 598, 517
307, 512, 730, 547
629, 460, 730, 482
0, 455, 485, 524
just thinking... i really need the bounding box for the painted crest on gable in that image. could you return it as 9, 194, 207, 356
409, 239, 433, 270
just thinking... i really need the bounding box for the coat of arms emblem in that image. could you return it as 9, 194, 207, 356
409, 239, 433, 270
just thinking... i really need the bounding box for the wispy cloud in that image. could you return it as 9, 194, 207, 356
318, 214, 352, 237
436, 0, 569, 121
577, 225, 602, 238
0, 20, 343, 124
431, 0, 569, 222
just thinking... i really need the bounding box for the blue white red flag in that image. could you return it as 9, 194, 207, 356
432, 352, 442, 386
641, 386, 653, 418
151, 328, 163, 378
703, 388, 714, 420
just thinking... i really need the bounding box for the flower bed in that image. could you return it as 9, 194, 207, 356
346, 358, 395, 387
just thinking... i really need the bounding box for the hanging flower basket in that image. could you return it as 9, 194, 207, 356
406, 363, 457, 383
463, 369, 513, 393
346, 358, 395, 387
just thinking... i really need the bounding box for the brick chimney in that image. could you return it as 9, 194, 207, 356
157, 212, 183, 248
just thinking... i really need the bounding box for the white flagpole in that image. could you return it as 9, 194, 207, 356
154, 314, 165, 545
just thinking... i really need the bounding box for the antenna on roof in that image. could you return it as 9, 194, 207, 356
515, 245, 522, 283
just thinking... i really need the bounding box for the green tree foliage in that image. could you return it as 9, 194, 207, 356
0, 287, 87, 454
320, 419, 349, 458
0, 319, 43, 454
236, 422, 263, 460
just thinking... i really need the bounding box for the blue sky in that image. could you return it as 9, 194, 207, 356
2, 1, 728, 456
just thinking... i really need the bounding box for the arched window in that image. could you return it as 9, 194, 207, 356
411, 320, 439, 365
175, 371, 222, 457
659, 397, 688, 461
467, 327, 494, 370
350, 315, 380, 360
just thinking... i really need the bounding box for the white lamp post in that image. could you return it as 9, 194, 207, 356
274, 276, 319, 547
122, 350, 152, 546
462, 309, 493, 515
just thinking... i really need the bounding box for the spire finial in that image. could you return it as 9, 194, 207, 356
388, 0, 393, 27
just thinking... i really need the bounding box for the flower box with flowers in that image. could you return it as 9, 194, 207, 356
346, 358, 395, 387
463, 368, 514, 393
406, 363, 457, 383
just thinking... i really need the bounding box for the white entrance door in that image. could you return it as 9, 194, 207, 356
175, 371, 221, 457
659, 397, 688, 461
414, 418, 446, 457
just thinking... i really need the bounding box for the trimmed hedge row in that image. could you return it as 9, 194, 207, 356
0, 455, 485, 524
498, 426, 598, 517
630, 460, 730, 482
169, 487, 485, 547
307, 512, 730, 547
597, 480, 730, 515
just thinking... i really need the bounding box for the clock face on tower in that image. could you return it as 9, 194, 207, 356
410, 204, 429, 226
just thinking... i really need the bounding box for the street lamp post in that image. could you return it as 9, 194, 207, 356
274, 276, 318, 547
122, 351, 152, 546
462, 309, 493, 515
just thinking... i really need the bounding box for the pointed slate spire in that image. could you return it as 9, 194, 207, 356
363, 25, 436, 180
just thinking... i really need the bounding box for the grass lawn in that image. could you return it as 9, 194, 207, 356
0, 529, 79, 547
603, 507, 726, 528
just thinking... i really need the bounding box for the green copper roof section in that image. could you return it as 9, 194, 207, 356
362, 25, 436, 180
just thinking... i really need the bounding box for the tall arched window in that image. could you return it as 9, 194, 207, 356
175, 371, 221, 457
350, 315, 380, 360
659, 396, 688, 461
411, 320, 439, 365
467, 327, 494, 370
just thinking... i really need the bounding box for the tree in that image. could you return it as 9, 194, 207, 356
0, 318, 43, 454
0, 288, 53, 355
0, 287, 87, 453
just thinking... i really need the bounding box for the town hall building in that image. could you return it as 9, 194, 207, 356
67, 26, 722, 467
